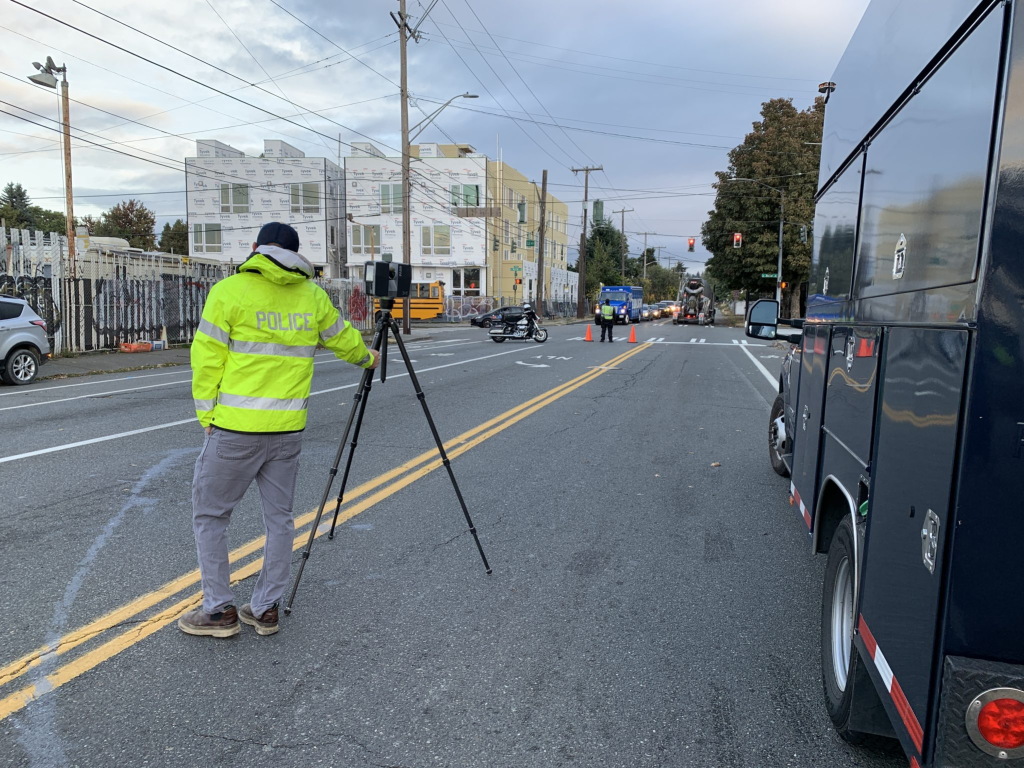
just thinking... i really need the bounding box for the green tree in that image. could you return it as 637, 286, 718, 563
158, 218, 189, 254
94, 199, 157, 250
702, 97, 823, 316
26, 206, 66, 234
1, 182, 31, 215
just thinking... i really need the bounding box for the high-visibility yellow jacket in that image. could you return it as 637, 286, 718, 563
601, 304, 614, 320
191, 246, 372, 433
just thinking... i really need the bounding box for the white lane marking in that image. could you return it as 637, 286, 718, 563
690, 338, 697, 343
0, 379, 193, 412
657, 337, 665, 342
3, 340, 485, 410
516, 361, 550, 368
739, 342, 778, 388
0, 348, 527, 464
741, 340, 749, 346
643, 341, 766, 347
0, 369, 187, 398
308, 347, 524, 396
0, 419, 196, 465
732, 339, 739, 345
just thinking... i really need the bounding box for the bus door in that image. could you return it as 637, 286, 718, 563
790, 324, 832, 533
856, 327, 968, 760
819, 326, 883, 513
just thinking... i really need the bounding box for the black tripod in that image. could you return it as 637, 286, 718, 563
285, 299, 492, 614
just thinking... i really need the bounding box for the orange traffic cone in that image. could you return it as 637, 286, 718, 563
584, 325, 593, 342
628, 325, 637, 343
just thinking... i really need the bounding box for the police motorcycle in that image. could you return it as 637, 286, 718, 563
488, 303, 548, 343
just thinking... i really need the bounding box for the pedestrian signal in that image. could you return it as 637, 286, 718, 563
780, 281, 789, 290
515, 278, 523, 285
733, 232, 742, 248
687, 237, 695, 252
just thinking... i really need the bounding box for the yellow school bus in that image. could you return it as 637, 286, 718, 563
374, 281, 445, 320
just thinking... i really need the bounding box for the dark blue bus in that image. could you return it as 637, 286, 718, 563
747, 1, 1024, 765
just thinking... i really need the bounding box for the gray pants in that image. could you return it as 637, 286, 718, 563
192, 428, 303, 615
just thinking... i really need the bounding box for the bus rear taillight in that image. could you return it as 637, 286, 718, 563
967, 688, 1024, 758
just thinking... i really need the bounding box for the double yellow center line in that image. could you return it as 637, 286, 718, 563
0, 343, 651, 721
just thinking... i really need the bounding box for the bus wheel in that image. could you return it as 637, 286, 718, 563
821, 516, 875, 744
769, 394, 790, 477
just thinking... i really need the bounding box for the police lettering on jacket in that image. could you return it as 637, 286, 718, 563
255, 311, 313, 331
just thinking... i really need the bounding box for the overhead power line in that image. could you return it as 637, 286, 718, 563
8, 0, 479, 206
428, 21, 818, 85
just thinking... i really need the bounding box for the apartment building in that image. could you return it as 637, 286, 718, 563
184, 139, 346, 276
488, 160, 574, 304
344, 142, 574, 304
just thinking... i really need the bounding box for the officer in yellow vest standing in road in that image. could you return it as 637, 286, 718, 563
599, 298, 615, 342
179, 222, 380, 639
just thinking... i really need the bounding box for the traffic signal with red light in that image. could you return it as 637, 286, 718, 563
515, 278, 522, 285
780, 281, 789, 291
733, 232, 742, 248
687, 237, 695, 252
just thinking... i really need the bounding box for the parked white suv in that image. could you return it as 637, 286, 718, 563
0, 297, 50, 385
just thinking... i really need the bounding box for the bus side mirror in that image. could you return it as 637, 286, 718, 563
746, 299, 779, 340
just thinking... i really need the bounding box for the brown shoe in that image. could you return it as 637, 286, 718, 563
177, 605, 240, 638
239, 603, 279, 636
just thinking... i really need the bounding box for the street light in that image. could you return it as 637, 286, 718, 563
410, 93, 478, 141
725, 177, 785, 302
27, 56, 75, 266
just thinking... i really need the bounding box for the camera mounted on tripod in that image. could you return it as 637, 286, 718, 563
364, 260, 412, 299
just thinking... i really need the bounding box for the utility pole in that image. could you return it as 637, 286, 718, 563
536, 169, 547, 314
397, 0, 412, 333
391, 1, 436, 333
60, 73, 74, 268
613, 207, 633, 277
571, 164, 602, 318
639, 232, 654, 280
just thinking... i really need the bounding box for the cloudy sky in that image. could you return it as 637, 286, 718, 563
0, 0, 870, 268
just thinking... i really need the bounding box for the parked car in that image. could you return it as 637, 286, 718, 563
0, 297, 50, 385
470, 307, 518, 328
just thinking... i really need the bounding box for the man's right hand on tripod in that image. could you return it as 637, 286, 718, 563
362, 349, 381, 370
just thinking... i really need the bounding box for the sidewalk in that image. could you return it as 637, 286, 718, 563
39, 327, 438, 381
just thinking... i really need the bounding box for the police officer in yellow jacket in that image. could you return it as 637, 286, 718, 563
178, 222, 379, 639
599, 299, 615, 342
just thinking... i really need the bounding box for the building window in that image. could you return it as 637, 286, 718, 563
351, 225, 380, 256
449, 184, 480, 208
193, 223, 222, 254
503, 218, 510, 245
503, 249, 509, 261
220, 183, 249, 213
421, 225, 451, 256
451, 267, 481, 296
381, 183, 402, 214
291, 182, 320, 213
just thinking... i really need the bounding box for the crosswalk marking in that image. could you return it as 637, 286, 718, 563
690, 338, 697, 343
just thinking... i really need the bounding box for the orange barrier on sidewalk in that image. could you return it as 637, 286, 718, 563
584, 325, 593, 342
628, 325, 637, 343
119, 342, 153, 353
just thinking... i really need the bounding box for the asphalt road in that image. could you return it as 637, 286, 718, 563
0, 320, 905, 767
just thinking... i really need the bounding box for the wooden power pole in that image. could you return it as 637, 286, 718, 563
571, 165, 602, 318
613, 207, 633, 277
536, 170, 547, 314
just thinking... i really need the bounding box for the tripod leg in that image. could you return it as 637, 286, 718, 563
388, 319, 492, 574
327, 349, 378, 539
285, 318, 384, 615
